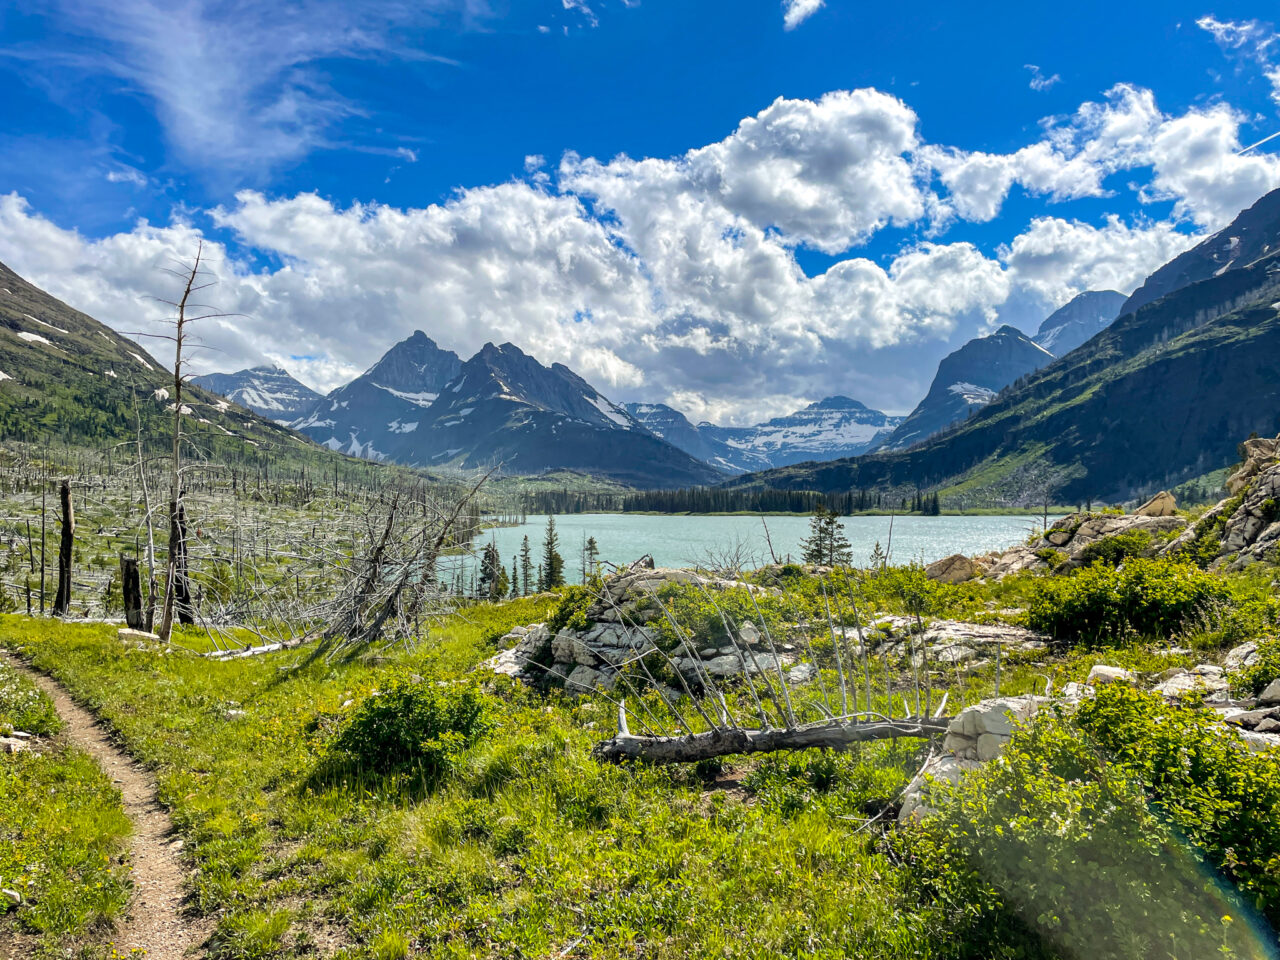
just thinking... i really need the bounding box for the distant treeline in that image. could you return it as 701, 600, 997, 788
516, 486, 942, 515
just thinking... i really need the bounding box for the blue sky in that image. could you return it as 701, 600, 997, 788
1, 0, 1279, 421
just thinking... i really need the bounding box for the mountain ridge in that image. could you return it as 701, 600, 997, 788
721, 187, 1280, 503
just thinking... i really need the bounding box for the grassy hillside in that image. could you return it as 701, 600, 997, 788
0, 260, 399, 479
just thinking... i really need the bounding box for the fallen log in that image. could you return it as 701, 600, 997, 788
592, 717, 949, 763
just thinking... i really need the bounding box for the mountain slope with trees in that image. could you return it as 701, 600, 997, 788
0, 260, 343, 472
724, 187, 1280, 504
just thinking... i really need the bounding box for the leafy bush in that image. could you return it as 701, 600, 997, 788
1027, 558, 1229, 647
1075, 529, 1153, 567
897, 694, 1269, 960
744, 742, 919, 818
545, 581, 598, 635
327, 676, 493, 780
1074, 686, 1280, 922
0, 660, 60, 736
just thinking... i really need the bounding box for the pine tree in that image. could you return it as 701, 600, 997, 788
519, 536, 533, 596
478, 540, 501, 598
582, 535, 599, 582
511, 557, 520, 598
869, 540, 887, 569
541, 516, 565, 590
799, 505, 853, 566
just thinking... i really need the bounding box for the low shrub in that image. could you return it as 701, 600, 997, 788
744, 741, 920, 818
0, 660, 60, 736
1075, 529, 1153, 567
1027, 558, 1229, 647
1074, 686, 1280, 922
326, 676, 493, 781
545, 581, 598, 635
896, 691, 1273, 960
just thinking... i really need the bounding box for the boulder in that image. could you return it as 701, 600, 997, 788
1238, 730, 1280, 752
0, 737, 28, 754
1087, 665, 1136, 686
1260, 678, 1280, 707
1227, 436, 1280, 495
1225, 641, 1261, 672
1135, 491, 1177, 517
1152, 671, 1228, 703
984, 546, 1046, 579
564, 665, 614, 693
925, 554, 977, 584
898, 754, 983, 822
787, 662, 818, 685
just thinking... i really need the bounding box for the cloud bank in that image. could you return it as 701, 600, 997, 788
1, 81, 1278, 422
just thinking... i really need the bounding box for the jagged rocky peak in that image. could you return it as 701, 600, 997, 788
441, 341, 638, 429
363, 329, 462, 395
874, 325, 1053, 453
1033, 290, 1126, 356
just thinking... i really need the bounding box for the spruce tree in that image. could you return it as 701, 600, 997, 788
478, 541, 502, 598
541, 516, 565, 589
799, 505, 853, 566
519, 536, 533, 595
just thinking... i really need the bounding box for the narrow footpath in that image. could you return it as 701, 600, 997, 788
2, 654, 208, 959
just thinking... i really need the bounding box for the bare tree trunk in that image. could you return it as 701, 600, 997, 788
593, 718, 949, 764
53, 480, 74, 616
174, 502, 194, 626
39, 480, 46, 614
120, 555, 144, 630
158, 243, 201, 643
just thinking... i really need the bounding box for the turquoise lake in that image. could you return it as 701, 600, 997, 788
456, 513, 1061, 581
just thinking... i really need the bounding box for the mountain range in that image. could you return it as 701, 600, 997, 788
292, 330, 463, 460
191, 366, 322, 422
626, 396, 901, 473
13, 185, 1280, 499
725, 186, 1280, 504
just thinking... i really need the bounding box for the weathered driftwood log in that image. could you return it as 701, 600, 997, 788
119, 554, 144, 630
592, 717, 949, 763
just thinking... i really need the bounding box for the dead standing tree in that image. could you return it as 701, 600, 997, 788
52, 479, 74, 616
145, 241, 239, 643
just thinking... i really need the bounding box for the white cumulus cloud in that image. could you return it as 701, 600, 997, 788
782, 0, 824, 31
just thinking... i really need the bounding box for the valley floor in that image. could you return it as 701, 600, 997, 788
2, 550, 1280, 959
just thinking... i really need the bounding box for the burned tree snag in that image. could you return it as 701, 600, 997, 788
120, 555, 144, 630
174, 502, 194, 626
53, 480, 74, 617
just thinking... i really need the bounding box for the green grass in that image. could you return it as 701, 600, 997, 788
0, 660, 131, 957
0, 600, 947, 959
3, 552, 1279, 958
